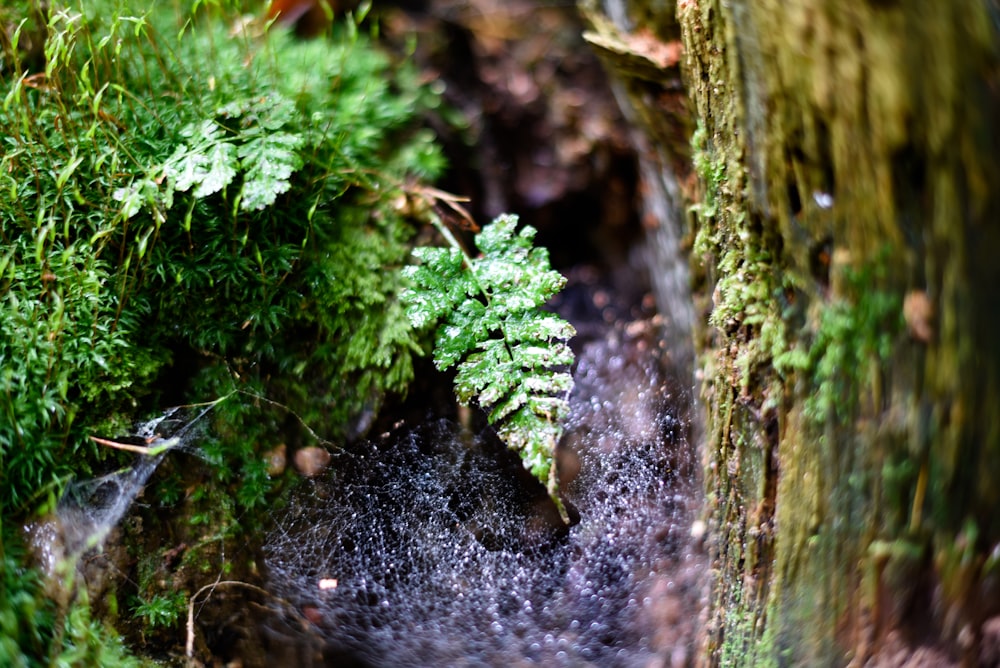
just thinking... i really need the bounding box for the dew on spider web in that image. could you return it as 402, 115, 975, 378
31, 404, 215, 575
261, 325, 704, 667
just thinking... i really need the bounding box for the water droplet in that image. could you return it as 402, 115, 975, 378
813, 191, 834, 209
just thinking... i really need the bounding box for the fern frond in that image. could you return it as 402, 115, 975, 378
167, 119, 239, 199
402, 214, 575, 520
164, 95, 304, 212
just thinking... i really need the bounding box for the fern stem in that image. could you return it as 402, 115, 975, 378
426, 210, 483, 293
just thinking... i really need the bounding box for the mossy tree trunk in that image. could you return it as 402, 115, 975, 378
582, 0, 1000, 665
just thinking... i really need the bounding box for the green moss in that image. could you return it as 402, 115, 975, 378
681, 0, 1000, 662
0, 0, 444, 510
690, 121, 727, 233
1, 521, 153, 667
803, 259, 902, 426
1, 0, 447, 662
718, 579, 782, 668
131, 591, 185, 632
684, 13, 912, 657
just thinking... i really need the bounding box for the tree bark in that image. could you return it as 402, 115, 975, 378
583, 0, 1000, 665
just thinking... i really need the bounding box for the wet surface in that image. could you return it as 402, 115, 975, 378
27, 3, 708, 664
243, 294, 705, 667
172, 3, 706, 658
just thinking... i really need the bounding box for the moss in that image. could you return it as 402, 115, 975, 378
1, 0, 445, 515
1, 0, 449, 662
680, 0, 1000, 662
718, 578, 782, 668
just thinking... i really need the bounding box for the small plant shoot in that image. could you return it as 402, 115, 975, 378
403, 214, 575, 520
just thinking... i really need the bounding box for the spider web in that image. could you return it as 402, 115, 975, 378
38, 404, 214, 572
262, 326, 701, 666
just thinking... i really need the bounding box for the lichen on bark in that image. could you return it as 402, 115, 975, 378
673, 0, 1000, 665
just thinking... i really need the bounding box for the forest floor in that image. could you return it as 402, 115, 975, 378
59, 1, 711, 665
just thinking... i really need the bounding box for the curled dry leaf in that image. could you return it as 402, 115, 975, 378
903, 290, 934, 342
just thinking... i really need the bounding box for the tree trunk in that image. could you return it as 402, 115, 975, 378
582, 0, 1000, 665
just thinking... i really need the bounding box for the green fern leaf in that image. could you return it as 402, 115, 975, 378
237, 130, 304, 211
402, 214, 576, 520
164, 95, 304, 212
167, 120, 238, 199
